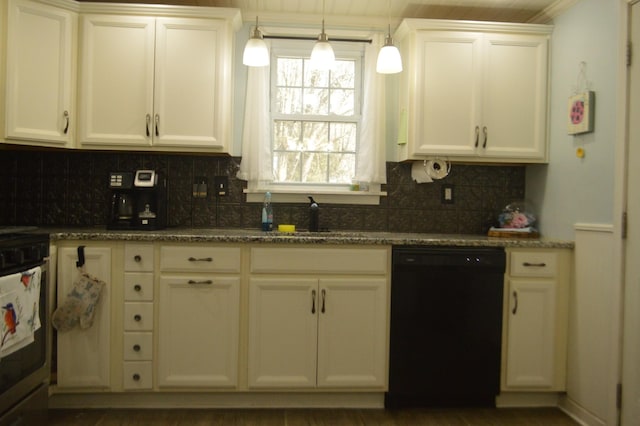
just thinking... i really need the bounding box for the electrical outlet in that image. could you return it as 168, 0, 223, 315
441, 184, 454, 204
192, 176, 208, 198
214, 176, 228, 197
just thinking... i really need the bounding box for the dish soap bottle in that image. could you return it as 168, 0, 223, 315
308, 196, 319, 232
262, 192, 273, 231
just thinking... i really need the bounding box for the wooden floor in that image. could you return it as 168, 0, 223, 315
47, 407, 579, 425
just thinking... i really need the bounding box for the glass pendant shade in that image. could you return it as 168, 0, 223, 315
310, 20, 335, 70
376, 33, 402, 74
243, 22, 269, 67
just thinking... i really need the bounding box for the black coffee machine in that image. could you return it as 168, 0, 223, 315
107, 170, 167, 230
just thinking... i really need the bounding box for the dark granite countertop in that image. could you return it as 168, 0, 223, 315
46, 227, 574, 249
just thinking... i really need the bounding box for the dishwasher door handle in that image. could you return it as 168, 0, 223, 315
512, 290, 518, 315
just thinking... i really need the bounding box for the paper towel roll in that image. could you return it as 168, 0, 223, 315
411, 161, 433, 183
425, 159, 450, 180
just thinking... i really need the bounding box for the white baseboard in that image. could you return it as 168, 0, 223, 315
48, 391, 385, 410
495, 392, 560, 407
559, 395, 605, 426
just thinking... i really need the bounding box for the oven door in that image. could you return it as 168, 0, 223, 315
0, 260, 50, 425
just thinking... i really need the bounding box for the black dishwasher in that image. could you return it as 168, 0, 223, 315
385, 246, 506, 409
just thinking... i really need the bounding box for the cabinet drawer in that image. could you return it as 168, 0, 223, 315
124, 332, 153, 361
123, 361, 153, 390
124, 273, 154, 301
124, 244, 154, 272
510, 251, 558, 277
251, 247, 388, 275
160, 246, 241, 273
124, 302, 154, 331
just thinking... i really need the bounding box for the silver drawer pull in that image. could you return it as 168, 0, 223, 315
522, 262, 546, 267
188, 280, 213, 285
188, 257, 213, 262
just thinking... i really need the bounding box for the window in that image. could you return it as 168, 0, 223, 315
239, 33, 387, 205
272, 51, 362, 186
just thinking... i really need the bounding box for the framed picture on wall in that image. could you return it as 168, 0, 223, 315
567, 91, 595, 135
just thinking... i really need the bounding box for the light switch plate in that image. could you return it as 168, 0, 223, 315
441, 184, 454, 204
214, 176, 228, 197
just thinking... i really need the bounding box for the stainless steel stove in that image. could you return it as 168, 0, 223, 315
0, 228, 50, 425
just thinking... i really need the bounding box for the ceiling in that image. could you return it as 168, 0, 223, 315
78, 0, 568, 24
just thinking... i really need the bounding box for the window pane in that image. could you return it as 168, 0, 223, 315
304, 60, 329, 87
274, 121, 301, 150
277, 88, 302, 114
273, 151, 301, 182
301, 152, 328, 183
277, 58, 303, 86
330, 89, 355, 115
328, 153, 356, 184
330, 123, 356, 152
331, 61, 355, 88
271, 48, 360, 186
303, 88, 329, 115
302, 122, 329, 151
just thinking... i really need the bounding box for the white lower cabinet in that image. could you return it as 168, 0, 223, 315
56, 245, 111, 388
157, 245, 241, 388
122, 243, 154, 390
501, 249, 571, 391
157, 276, 240, 388
248, 247, 389, 389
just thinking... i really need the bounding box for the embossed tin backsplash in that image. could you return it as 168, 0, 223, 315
0, 149, 524, 234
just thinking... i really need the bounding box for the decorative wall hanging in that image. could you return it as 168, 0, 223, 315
568, 62, 595, 135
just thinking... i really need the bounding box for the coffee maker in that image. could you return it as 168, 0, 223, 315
108, 170, 167, 230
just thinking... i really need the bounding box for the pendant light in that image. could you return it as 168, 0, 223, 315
310, 0, 335, 70
243, 16, 269, 67
376, 1, 402, 74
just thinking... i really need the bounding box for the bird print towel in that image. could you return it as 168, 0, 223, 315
0, 266, 42, 358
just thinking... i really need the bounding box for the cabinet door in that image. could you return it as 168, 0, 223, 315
505, 278, 556, 387
56, 246, 111, 388
5, 0, 75, 146
79, 14, 155, 147
317, 278, 387, 388
481, 33, 549, 160
157, 275, 239, 388
248, 278, 318, 388
409, 31, 482, 156
153, 18, 229, 150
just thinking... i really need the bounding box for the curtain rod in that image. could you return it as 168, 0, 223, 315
263, 35, 372, 44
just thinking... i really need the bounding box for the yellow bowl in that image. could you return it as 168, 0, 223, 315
278, 224, 296, 233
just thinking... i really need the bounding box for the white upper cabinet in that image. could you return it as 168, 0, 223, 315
78, 10, 238, 152
395, 19, 552, 163
79, 14, 155, 147
4, 0, 77, 147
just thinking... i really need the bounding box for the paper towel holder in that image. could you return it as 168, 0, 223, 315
424, 158, 451, 180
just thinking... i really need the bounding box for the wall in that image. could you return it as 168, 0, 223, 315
526, 0, 618, 239
526, 0, 623, 424
0, 147, 524, 234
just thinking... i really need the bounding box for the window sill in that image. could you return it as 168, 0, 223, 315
244, 188, 386, 205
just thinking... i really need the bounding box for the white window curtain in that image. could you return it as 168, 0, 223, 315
357, 33, 387, 185
237, 33, 387, 186
237, 64, 273, 183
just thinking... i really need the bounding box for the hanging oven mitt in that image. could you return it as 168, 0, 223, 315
52, 270, 105, 332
